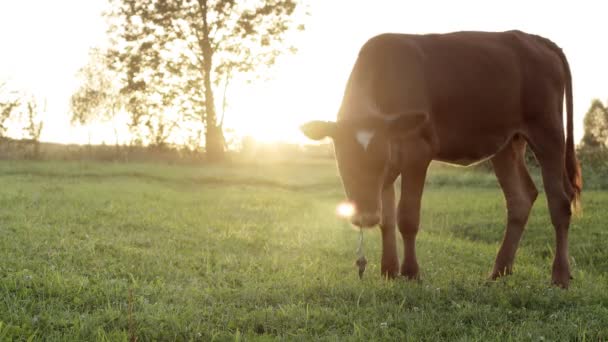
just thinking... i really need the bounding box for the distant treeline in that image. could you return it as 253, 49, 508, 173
0, 137, 334, 164
1, 134, 608, 191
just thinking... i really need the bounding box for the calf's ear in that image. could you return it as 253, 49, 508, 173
385, 112, 428, 139
300, 121, 337, 140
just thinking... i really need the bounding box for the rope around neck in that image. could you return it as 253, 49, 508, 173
356, 228, 364, 258
355, 228, 367, 279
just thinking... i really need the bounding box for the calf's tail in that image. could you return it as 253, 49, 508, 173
556, 44, 582, 212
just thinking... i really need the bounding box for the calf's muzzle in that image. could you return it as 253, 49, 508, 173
350, 211, 381, 228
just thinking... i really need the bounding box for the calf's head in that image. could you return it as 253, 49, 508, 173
300, 113, 426, 228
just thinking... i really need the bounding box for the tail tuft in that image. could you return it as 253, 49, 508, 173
570, 159, 582, 215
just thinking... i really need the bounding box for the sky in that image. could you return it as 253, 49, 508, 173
0, 1, 107, 143
0, 0, 606, 145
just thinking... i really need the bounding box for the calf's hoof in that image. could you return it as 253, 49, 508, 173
551, 271, 572, 289
489, 265, 513, 280
552, 261, 572, 289
381, 270, 400, 279
381, 260, 400, 279
401, 264, 420, 280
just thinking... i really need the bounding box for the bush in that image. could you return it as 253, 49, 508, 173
577, 146, 608, 190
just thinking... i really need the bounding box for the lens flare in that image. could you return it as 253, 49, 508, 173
336, 202, 355, 218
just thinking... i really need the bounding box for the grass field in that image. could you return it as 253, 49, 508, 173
1, 159, 607, 341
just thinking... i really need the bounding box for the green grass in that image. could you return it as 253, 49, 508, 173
1, 160, 607, 341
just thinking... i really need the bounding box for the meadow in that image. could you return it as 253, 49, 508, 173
1, 159, 607, 341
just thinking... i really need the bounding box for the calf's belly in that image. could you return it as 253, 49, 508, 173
433, 131, 516, 166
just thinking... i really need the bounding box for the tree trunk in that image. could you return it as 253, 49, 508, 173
203, 71, 224, 161
205, 123, 224, 161
200, 0, 224, 162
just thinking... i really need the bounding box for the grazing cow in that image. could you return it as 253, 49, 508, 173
301, 30, 582, 288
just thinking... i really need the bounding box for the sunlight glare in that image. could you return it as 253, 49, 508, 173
336, 202, 355, 218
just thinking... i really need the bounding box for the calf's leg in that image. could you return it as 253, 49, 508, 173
397, 162, 429, 280
527, 125, 573, 288
380, 183, 399, 278
490, 136, 538, 279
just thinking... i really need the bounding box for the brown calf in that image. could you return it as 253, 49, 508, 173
301, 30, 581, 288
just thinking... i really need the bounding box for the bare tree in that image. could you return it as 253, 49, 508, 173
0, 81, 21, 138
71, 48, 126, 145
22, 97, 45, 158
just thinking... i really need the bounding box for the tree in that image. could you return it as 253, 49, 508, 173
71, 49, 126, 145
581, 99, 608, 149
0, 81, 21, 138
71, 49, 120, 124
106, 0, 304, 161
0, 81, 45, 158
21, 96, 45, 158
